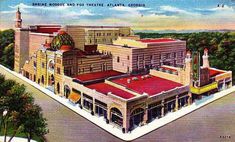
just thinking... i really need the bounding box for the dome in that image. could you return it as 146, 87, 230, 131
50, 31, 75, 50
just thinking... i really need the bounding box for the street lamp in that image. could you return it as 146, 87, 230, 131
3, 110, 7, 116
3, 109, 8, 142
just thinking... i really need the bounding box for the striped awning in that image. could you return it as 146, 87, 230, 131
68, 92, 81, 104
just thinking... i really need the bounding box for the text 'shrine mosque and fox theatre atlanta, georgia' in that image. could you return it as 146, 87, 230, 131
14, 8, 232, 133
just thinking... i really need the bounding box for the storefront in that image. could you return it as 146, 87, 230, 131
178, 95, 188, 109
164, 97, 176, 114
110, 107, 123, 127
83, 94, 93, 111
95, 99, 107, 119
130, 108, 144, 129
147, 102, 162, 122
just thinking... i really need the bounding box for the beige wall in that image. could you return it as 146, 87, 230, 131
98, 44, 132, 73
65, 27, 86, 50
29, 33, 53, 57
98, 40, 186, 73
64, 26, 132, 51
14, 29, 29, 73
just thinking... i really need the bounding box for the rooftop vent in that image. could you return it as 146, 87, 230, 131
132, 77, 138, 81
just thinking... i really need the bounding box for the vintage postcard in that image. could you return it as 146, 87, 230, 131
0, 0, 235, 142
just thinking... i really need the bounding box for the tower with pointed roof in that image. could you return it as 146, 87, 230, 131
14, 7, 30, 73
15, 7, 22, 28
184, 51, 193, 86
202, 48, 210, 68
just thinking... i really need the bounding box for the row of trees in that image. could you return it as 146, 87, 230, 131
0, 74, 48, 142
0, 29, 15, 70
136, 32, 235, 84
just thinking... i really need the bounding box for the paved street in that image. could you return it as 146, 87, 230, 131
0, 68, 235, 142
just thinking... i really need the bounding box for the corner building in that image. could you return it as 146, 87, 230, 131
14, 9, 233, 133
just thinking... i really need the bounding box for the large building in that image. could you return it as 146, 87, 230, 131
14, 9, 232, 133
14, 8, 133, 73
98, 37, 186, 73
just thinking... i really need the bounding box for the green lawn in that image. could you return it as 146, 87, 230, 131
0, 123, 44, 142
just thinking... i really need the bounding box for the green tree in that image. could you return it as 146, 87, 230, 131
21, 104, 48, 142
0, 74, 48, 142
0, 29, 15, 70
0, 43, 14, 69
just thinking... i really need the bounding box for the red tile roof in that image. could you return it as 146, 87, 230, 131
112, 75, 182, 96
209, 68, 225, 77
86, 83, 135, 99
74, 70, 123, 82
138, 39, 175, 43
33, 26, 61, 34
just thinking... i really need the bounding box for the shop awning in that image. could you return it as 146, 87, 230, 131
68, 91, 81, 104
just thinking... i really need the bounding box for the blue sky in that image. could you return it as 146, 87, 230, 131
0, 0, 235, 30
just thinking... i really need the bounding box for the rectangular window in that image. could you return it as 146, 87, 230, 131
127, 55, 130, 60
33, 61, 37, 68
41, 62, 45, 68
117, 56, 120, 63
166, 53, 171, 59
57, 67, 61, 74
181, 51, 184, 57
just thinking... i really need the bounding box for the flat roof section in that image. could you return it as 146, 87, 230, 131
112, 75, 183, 96
74, 70, 123, 82
138, 39, 176, 43
86, 83, 135, 99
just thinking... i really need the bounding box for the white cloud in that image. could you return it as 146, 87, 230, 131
64, 9, 97, 17
160, 5, 187, 13
110, 6, 150, 17
8, 2, 70, 13
111, 6, 150, 12
0, 10, 16, 14
159, 5, 198, 16
79, 9, 95, 16
208, 5, 234, 12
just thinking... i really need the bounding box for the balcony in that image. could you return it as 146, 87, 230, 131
190, 82, 218, 95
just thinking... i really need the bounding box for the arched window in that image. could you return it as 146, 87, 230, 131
48, 60, 55, 71
110, 107, 123, 127
64, 85, 70, 98
57, 83, 60, 94
41, 75, 44, 84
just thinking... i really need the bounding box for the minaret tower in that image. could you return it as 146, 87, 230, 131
15, 7, 22, 28
202, 48, 209, 68
14, 7, 29, 73
185, 51, 192, 85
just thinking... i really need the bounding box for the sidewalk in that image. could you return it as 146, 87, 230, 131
1, 64, 234, 141
0, 136, 36, 142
